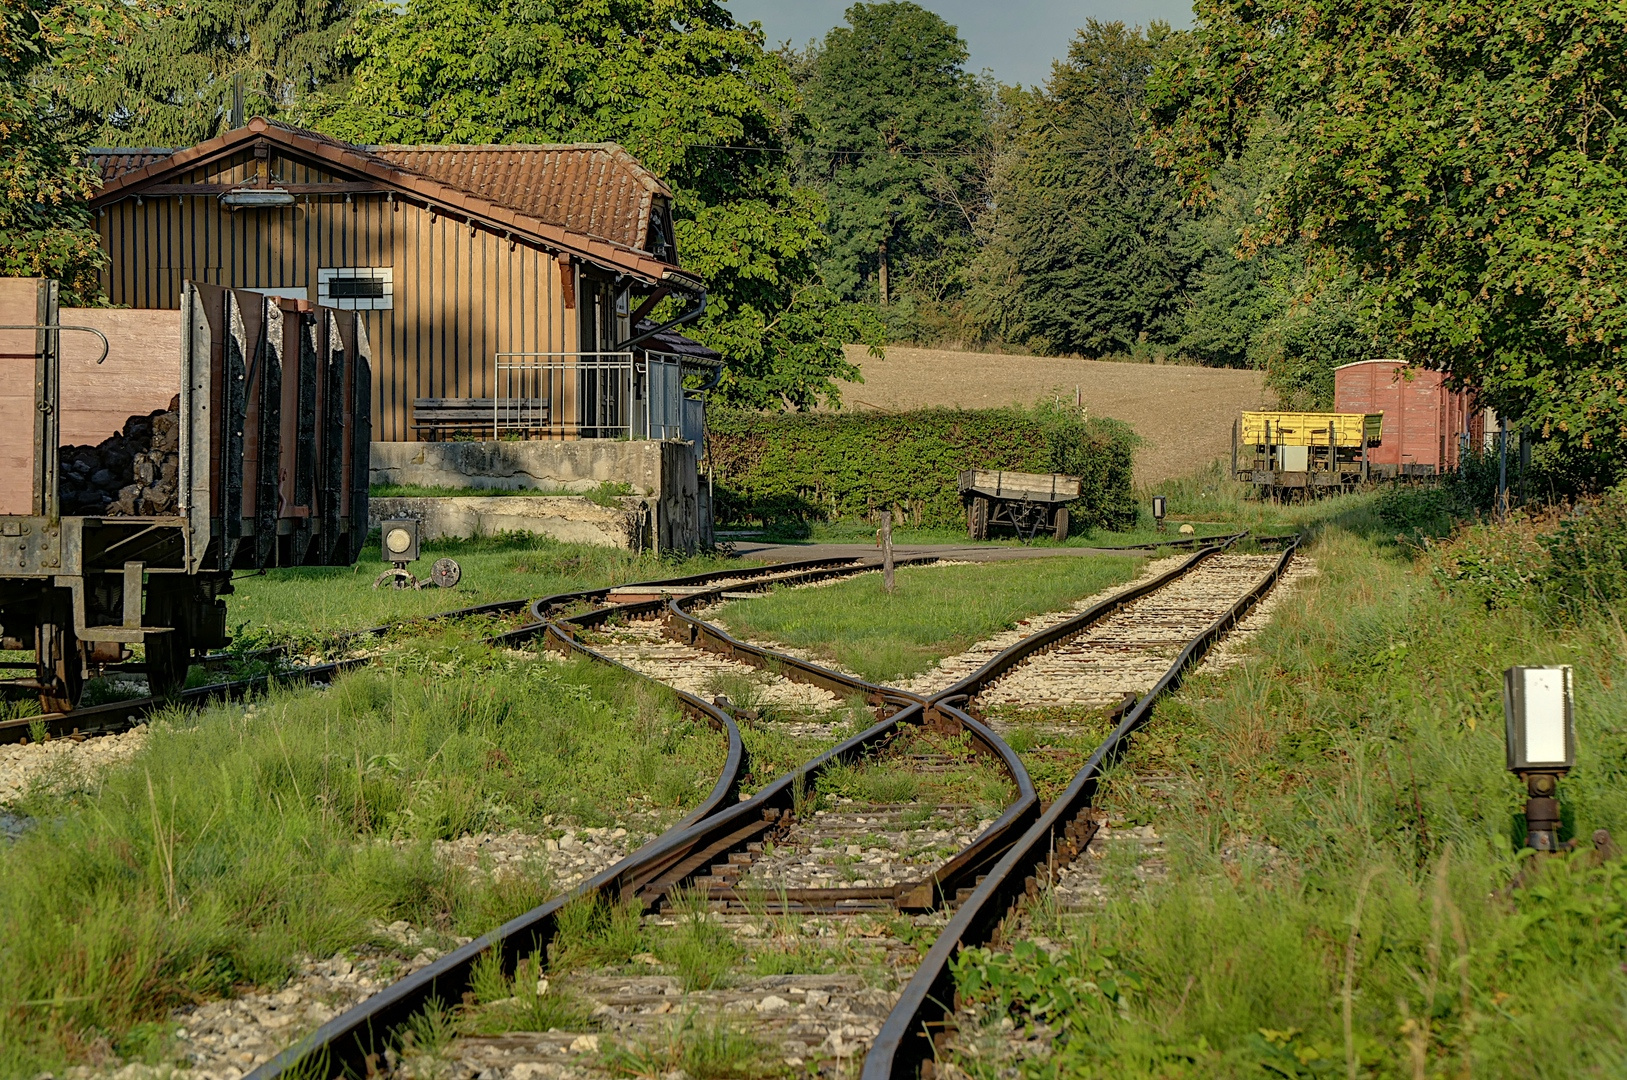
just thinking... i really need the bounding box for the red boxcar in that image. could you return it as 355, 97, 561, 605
1333, 360, 1481, 475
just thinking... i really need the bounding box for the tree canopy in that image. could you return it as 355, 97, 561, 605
317, 0, 878, 409
794, 2, 988, 320
967, 22, 1199, 357
1, 0, 120, 303
1149, 0, 1627, 467
50, 0, 359, 146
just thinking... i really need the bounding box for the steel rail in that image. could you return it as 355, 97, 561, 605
246, 578, 932, 1079
246, 622, 750, 1080
861, 538, 1300, 1080
4, 557, 886, 743
188, 554, 871, 673
249, 552, 1047, 1077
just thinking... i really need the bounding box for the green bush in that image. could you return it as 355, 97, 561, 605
707, 403, 1138, 531
1542, 486, 1627, 619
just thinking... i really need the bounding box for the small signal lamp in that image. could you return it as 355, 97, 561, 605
382, 518, 421, 565
1152, 495, 1167, 532
1504, 665, 1575, 853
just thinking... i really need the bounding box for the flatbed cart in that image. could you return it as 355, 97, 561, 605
958, 469, 1080, 542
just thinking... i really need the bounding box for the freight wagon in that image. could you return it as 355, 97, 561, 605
1334, 360, 1482, 475
0, 277, 371, 711
1230, 411, 1382, 498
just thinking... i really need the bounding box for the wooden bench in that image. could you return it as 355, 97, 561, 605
412, 397, 549, 439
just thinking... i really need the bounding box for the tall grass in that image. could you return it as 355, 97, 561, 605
715, 556, 1142, 682
953, 524, 1627, 1077
0, 644, 725, 1075
226, 534, 744, 644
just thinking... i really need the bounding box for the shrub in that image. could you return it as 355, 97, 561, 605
1429, 515, 1551, 609
707, 403, 1138, 531
1542, 486, 1627, 619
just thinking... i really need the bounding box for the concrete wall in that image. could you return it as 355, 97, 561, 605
371, 440, 667, 495
370, 495, 645, 549
369, 439, 706, 551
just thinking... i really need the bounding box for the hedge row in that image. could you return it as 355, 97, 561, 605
707, 404, 1138, 532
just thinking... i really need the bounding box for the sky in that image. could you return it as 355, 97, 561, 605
729, 0, 1195, 88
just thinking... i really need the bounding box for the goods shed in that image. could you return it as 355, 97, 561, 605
88, 118, 713, 445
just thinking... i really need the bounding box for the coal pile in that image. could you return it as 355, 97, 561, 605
58, 396, 182, 516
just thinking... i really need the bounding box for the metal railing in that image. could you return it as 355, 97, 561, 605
494, 351, 689, 440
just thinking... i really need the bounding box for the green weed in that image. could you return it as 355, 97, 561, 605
715, 556, 1143, 682
551, 894, 647, 971
656, 887, 740, 991
0, 652, 724, 1076
950, 521, 1627, 1077
602, 1012, 781, 1080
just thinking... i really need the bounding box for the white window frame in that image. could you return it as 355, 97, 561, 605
317, 267, 393, 310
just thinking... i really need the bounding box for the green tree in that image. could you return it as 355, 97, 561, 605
1176, 120, 1377, 395
48, 0, 359, 146
316, 0, 879, 409
1150, 0, 1627, 476
795, 2, 988, 325
1, 0, 122, 302
969, 21, 1197, 358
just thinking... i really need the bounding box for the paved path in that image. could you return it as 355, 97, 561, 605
728, 541, 1149, 564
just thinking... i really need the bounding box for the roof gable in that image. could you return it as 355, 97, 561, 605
89, 119, 693, 289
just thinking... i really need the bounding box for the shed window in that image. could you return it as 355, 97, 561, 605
318, 267, 392, 310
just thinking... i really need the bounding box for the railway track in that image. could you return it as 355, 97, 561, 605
0, 556, 887, 745
235, 534, 1302, 1080
4, 536, 1303, 1079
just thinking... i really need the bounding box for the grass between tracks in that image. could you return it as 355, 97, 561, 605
0, 634, 728, 1076
224, 534, 745, 646
711, 555, 1144, 683
951, 493, 1627, 1078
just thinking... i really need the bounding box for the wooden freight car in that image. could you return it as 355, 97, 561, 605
1231, 411, 1383, 499
1334, 360, 1482, 475
0, 278, 370, 711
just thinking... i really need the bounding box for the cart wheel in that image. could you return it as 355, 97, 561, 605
36, 622, 84, 714
1053, 506, 1070, 542
969, 496, 990, 541
146, 629, 191, 698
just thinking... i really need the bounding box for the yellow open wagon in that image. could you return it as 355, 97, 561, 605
1233, 411, 1383, 498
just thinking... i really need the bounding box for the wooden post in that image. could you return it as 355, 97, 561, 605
882, 511, 895, 593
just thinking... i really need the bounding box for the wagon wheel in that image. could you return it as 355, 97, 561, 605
146, 629, 191, 698
968, 496, 990, 541
1052, 506, 1070, 542
36, 621, 84, 714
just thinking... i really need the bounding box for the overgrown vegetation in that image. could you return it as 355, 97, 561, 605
226, 534, 742, 645
713, 555, 1140, 682
0, 645, 725, 1074
950, 494, 1627, 1076
709, 403, 1136, 532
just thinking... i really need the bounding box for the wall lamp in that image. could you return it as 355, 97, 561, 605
220, 187, 296, 208
1504, 665, 1575, 853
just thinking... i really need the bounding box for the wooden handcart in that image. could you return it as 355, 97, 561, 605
958, 469, 1080, 542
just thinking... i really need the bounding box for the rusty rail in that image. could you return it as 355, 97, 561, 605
860, 538, 1299, 1080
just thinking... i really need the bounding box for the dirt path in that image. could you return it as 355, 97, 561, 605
835, 346, 1269, 484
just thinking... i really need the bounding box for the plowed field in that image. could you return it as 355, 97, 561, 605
835, 346, 1268, 484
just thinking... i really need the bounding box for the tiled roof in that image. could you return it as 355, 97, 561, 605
88, 119, 694, 288
92, 149, 178, 180
373, 145, 667, 252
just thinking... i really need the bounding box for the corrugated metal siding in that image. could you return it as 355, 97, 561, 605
97, 150, 572, 440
